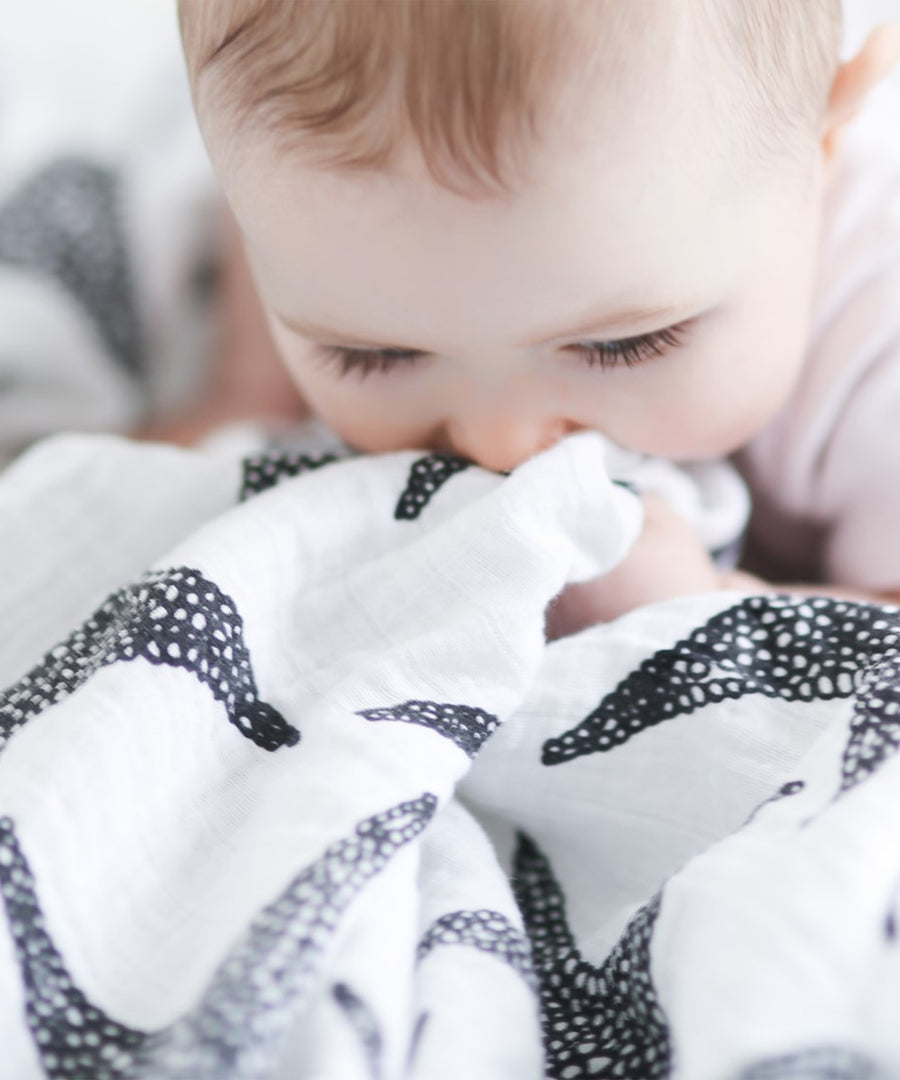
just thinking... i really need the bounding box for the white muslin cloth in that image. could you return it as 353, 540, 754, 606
2, 426, 900, 1079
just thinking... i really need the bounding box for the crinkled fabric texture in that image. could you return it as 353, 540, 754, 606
2, 426, 900, 1080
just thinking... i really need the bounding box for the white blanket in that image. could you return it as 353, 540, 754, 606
2, 425, 900, 1080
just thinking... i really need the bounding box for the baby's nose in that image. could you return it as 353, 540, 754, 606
442, 410, 581, 473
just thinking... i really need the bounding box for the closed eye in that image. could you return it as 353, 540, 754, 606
569, 325, 688, 370
313, 323, 689, 380
315, 345, 425, 379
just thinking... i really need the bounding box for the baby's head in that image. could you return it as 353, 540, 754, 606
178, 0, 888, 471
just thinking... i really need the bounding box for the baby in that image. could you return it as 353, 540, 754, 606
168, 0, 900, 636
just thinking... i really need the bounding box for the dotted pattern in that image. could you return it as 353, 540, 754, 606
738, 1046, 878, 1079
0, 156, 144, 376
543, 597, 900, 802
394, 454, 471, 520
0, 566, 298, 753
333, 982, 383, 1080
239, 451, 341, 502
416, 909, 537, 991
136, 793, 438, 1079
512, 832, 670, 1080
844, 657, 900, 797
356, 700, 499, 757
0, 796, 436, 1080
0, 816, 146, 1079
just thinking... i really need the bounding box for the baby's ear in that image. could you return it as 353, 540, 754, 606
822, 24, 900, 160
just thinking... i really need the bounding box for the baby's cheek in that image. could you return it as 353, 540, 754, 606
654, 327, 807, 457
660, 377, 787, 457
288, 370, 436, 452
594, 365, 764, 459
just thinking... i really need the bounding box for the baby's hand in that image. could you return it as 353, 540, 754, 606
545, 492, 731, 640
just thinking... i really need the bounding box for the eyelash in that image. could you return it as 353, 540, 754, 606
314, 324, 688, 379
316, 346, 423, 380
572, 325, 687, 370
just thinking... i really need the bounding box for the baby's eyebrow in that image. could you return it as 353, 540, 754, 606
520, 299, 695, 347
274, 299, 695, 351
274, 313, 410, 350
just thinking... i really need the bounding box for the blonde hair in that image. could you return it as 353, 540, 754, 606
178, 0, 843, 198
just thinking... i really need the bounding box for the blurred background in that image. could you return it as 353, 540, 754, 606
853, 0, 900, 27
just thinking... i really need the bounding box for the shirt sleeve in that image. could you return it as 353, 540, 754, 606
819, 337, 900, 592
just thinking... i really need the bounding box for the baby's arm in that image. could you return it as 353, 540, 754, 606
135, 201, 310, 446
545, 494, 900, 642
545, 493, 731, 640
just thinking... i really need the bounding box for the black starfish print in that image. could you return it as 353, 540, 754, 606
356, 700, 499, 756
512, 832, 670, 1079
0, 156, 144, 376
743, 780, 806, 827
0, 795, 436, 1080
543, 596, 900, 797
737, 1046, 879, 1079
0, 815, 148, 1079
394, 454, 471, 520
406, 1011, 429, 1074
239, 451, 341, 501
333, 983, 383, 1080
0, 567, 297, 753
416, 909, 536, 990
883, 866, 900, 942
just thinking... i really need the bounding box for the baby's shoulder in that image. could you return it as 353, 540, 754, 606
735, 86, 900, 583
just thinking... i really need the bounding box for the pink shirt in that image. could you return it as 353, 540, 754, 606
735, 74, 900, 591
